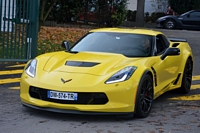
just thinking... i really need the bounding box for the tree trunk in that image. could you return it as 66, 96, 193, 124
39, 0, 58, 31
135, 0, 145, 27
84, 0, 88, 24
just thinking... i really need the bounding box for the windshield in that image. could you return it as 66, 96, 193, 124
180, 10, 192, 16
70, 32, 153, 57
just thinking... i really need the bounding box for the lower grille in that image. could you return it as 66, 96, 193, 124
29, 86, 108, 105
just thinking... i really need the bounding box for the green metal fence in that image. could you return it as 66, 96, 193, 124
0, 0, 40, 62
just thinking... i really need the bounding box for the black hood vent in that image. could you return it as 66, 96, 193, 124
66, 61, 100, 67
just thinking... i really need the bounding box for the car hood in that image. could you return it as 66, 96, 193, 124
42, 52, 140, 76
158, 15, 178, 20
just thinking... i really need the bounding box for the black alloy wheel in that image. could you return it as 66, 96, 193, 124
135, 74, 153, 118
164, 19, 176, 29
180, 58, 193, 94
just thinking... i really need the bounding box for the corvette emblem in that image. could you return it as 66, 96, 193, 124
61, 78, 72, 84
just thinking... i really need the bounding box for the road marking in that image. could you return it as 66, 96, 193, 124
192, 75, 200, 80
191, 84, 200, 90
5, 64, 25, 68
168, 94, 200, 101
168, 83, 200, 101
0, 78, 20, 84
0, 69, 23, 75
8, 86, 20, 90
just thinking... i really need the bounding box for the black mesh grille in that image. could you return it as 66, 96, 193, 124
29, 86, 108, 105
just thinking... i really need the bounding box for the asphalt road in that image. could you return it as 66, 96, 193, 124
0, 28, 200, 133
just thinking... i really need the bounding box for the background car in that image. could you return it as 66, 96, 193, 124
156, 10, 200, 30
73, 4, 114, 26
20, 28, 193, 118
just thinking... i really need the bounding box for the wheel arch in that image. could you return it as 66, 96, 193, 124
178, 42, 194, 74
184, 55, 193, 74
187, 56, 193, 68
164, 18, 176, 29
178, 55, 193, 94
134, 70, 154, 118
145, 71, 154, 83
140, 70, 155, 94
182, 54, 194, 72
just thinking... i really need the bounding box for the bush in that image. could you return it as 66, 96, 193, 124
110, 0, 128, 27
144, 12, 150, 22
126, 10, 136, 22
37, 26, 91, 55
150, 12, 165, 22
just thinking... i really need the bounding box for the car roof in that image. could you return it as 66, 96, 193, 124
89, 28, 163, 36
181, 9, 200, 15
189, 9, 200, 12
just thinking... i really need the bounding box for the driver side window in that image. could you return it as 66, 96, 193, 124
155, 35, 168, 55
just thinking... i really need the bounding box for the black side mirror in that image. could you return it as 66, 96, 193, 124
61, 41, 70, 51
160, 47, 180, 60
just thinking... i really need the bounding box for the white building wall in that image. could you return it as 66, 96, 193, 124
127, 0, 137, 11
145, 0, 168, 15
127, 0, 168, 15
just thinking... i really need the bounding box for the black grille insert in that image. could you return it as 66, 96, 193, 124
29, 86, 108, 105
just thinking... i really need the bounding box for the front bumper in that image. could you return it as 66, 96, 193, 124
20, 72, 139, 114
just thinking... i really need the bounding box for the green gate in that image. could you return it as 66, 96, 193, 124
0, 0, 40, 62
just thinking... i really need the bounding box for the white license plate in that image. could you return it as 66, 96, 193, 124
47, 91, 78, 101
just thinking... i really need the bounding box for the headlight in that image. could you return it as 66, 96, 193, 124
25, 59, 37, 78
105, 66, 137, 84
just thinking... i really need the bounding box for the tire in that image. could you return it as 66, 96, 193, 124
135, 74, 153, 118
164, 19, 176, 29
179, 58, 193, 94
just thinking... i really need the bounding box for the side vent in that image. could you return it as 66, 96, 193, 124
172, 43, 180, 47
151, 67, 157, 86
173, 73, 181, 85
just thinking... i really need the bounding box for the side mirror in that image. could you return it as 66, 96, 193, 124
160, 47, 180, 60
61, 41, 70, 51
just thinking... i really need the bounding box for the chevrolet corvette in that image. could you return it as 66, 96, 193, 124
20, 28, 193, 118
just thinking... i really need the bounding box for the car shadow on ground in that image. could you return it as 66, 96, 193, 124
20, 87, 200, 122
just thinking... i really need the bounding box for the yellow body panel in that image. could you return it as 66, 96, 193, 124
20, 28, 193, 114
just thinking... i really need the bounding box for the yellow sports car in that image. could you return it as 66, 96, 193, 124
20, 28, 193, 118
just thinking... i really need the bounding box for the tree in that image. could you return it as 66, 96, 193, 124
168, 0, 200, 14
39, 0, 58, 27
111, 0, 128, 27
135, 0, 145, 27
39, 0, 128, 28
47, 0, 84, 23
